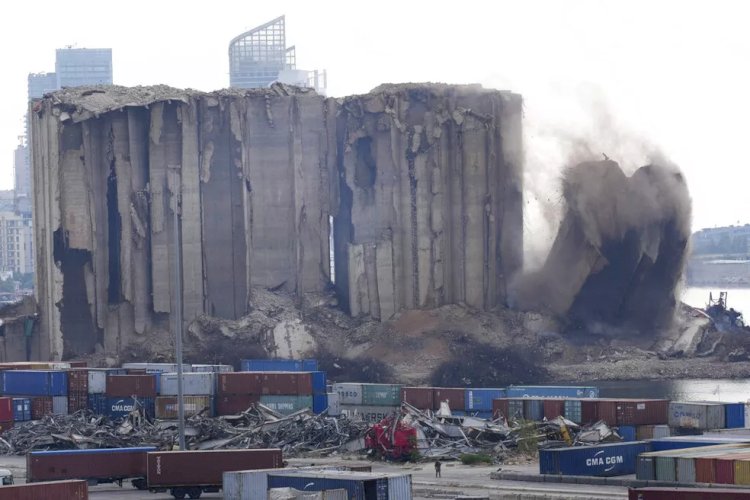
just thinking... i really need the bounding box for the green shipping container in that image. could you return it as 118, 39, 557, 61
259, 395, 313, 415
361, 384, 402, 406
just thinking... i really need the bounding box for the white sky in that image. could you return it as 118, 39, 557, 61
2, 0, 748, 233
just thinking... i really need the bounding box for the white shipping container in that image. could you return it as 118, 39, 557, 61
269, 488, 347, 500
333, 383, 363, 405
87, 370, 108, 394
191, 364, 233, 373
341, 405, 399, 423
159, 372, 215, 395
52, 396, 68, 415
223, 467, 353, 500
327, 393, 341, 417
745, 403, 750, 429
122, 363, 193, 373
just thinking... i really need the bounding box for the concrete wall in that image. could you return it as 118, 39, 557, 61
30, 83, 523, 359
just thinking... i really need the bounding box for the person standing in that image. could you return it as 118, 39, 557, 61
434, 460, 442, 478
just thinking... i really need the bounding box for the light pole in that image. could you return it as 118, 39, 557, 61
172, 184, 186, 450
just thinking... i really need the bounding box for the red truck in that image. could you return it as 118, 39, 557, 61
146, 449, 283, 499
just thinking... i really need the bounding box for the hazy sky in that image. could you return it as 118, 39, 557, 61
2, 0, 748, 234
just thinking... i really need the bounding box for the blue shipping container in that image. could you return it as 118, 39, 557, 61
240, 359, 318, 372
313, 394, 328, 414
88, 394, 108, 415
725, 403, 745, 428
2, 370, 68, 396
539, 441, 650, 476
618, 425, 637, 442
12, 398, 31, 421
30, 446, 157, 458
507, 385, 598, 399
465, 388, 506, 411
312, 372, 327, 395
649, 436, 750, 452
106, 397, 155, 419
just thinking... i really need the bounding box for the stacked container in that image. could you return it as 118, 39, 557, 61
156, 372, 215, 419
237, 360, 327, 414
334, 383, 402, 423
105, 374, 157, 419
2, 370, 69, 419
216, 372, 314, 415
669, 401, 726, 430
539, 441, 650, 476
0, 397, 12, 430
12, 398, 31, 422
86, 368, 124, 416
67, 369, 89, 413
240, 359, 318, 372
464, 388, 505, 419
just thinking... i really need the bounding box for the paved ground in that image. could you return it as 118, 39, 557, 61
1, 454, 629, 499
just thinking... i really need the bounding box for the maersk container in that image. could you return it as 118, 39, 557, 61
12, 398, 31, 421
341, 405, 399, 423
507, 385, 598, 399
669, 402, 726, 429
333, 383, 363, 405
240, 358, 318, 372
539, 441, 650, 476
726, 403, 745, 429
312, 372, 327, 395
2, 370, 68, 396
361, 384, 401, 406
259, 395, 313, 414
107, 397, 155, 419
266, 471, 412, 500
313, 394, 328, 414
159, 372, 215, 396
619, 425, 637, 442
465, 388, 505, 411
52, 396, 68, 415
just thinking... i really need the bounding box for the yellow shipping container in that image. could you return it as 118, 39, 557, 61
734, 457, 750, 485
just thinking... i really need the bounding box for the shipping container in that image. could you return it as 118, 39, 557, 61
86, 368, 125, 394
726, 403, 746, 429
0, 397, 12, 421
2, 370, 68, 396
716, 454, 740, 484
191, 364, 233, 373
260, 395, 313, 414
67, 369, 89, 393
218, 372, 312, 396
636, 445, 750, 482
655, 456, 676, 482
52, 395, 68, 415
637, 454, 656, 480
312, 372, 327, 395
159, 372, 215, 396
564, 399, 582, 423
327, 392, 341, 416
313, 394, 328, 414
241, 359, 318, 372
0, 479, 88, 499
650, 436, 750, 452
539, 441, 650, 476
11, 398, 30, 421
0, 420, 13, 433
465, 388, 505, 411
30, 396, 53, 419
146, 449, 282, 488
121, 363, 193, 373
432, 388, 465, 412
507, 385, 598, 399
669, 402, 726, 430
68, 391, 88, 413
27, 447, 155, 483
616, 399, 669, 426
215, 394, 258, 415
636, 424, 670, 440
582, 399, 617, 425
361, 384, 401, 407
155, 396, 213, 419
492, 399, 524, 420
543, 399, 565, 420
266, 471, 412, 500
619, 425, 637, 442
523, 399, 544, 421
340, 405, 400, 423
400, 387, 433, 410
106, 397, 155, 419
87, 393, 108, 415
735, 456, 750, 485
106, 374, 157, 397
333, 383, 363, 405
628, 487, 750, 500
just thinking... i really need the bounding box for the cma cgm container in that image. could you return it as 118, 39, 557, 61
267, 471, 412, 500
241, 359, 318, 372
155, 396, 213, 419
628, 487, 750, 500
146, 449, 282, 493
507, 385, 598, 399
465, 388, 506, 411
106, 375, 157, 398
433, 388, 465, 411
159, 372, 215, 396
669, 402, 725, 429
333, 383, 363, 405
400, 387, 433, 410
87, 394, 108, 415
0, 480, 88, 499
107, 397, 155, 419
259, 395, 313, 414
361, 384, 401, 406
2, 370, 68, 396
27, 447, 155, 484
540, 441, 650, 476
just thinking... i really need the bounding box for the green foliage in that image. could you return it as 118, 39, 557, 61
515, 419, 539, 456
459, 453, 493, 465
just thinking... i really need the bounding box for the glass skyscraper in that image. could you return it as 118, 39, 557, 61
55, 48, 113, 88
229, 16, 297, 89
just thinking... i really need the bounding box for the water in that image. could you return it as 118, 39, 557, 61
682, 286, 750, 316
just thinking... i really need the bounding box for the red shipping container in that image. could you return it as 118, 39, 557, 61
433, 388, 465, 411
543, 399, 565, 420
401, 387, 433, 410
106, 375, 157, 397
0, 480, 87, 499
629, 487, 750, 500
0, 397, 12, 421
715, 455, 737, 484
69, 361, 88, 368
0, 421, 13, 433
493, 399, 509, 419
695, 457, 715, 483
146, 449, 282, 487
27, 448, 151, 482
125, 369, 147, 374
215, 394, 259, 415
31, 397, 53, 419
615, 399, 669, 425
67, 369, 89, 393
218, 372, 312, 396
219, 372, 262, 394
68, 391, 88, 413
581, 399, 617, 425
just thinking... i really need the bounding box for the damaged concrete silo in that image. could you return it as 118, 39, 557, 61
514, 159, 691, 334
333, 84, 524, 318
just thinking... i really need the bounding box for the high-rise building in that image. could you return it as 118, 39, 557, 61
13, 141, 31, 216
28, 72, 57, 100
55, 47, 113, 88
229, 16, 326, 93
0, 212, 33, 275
